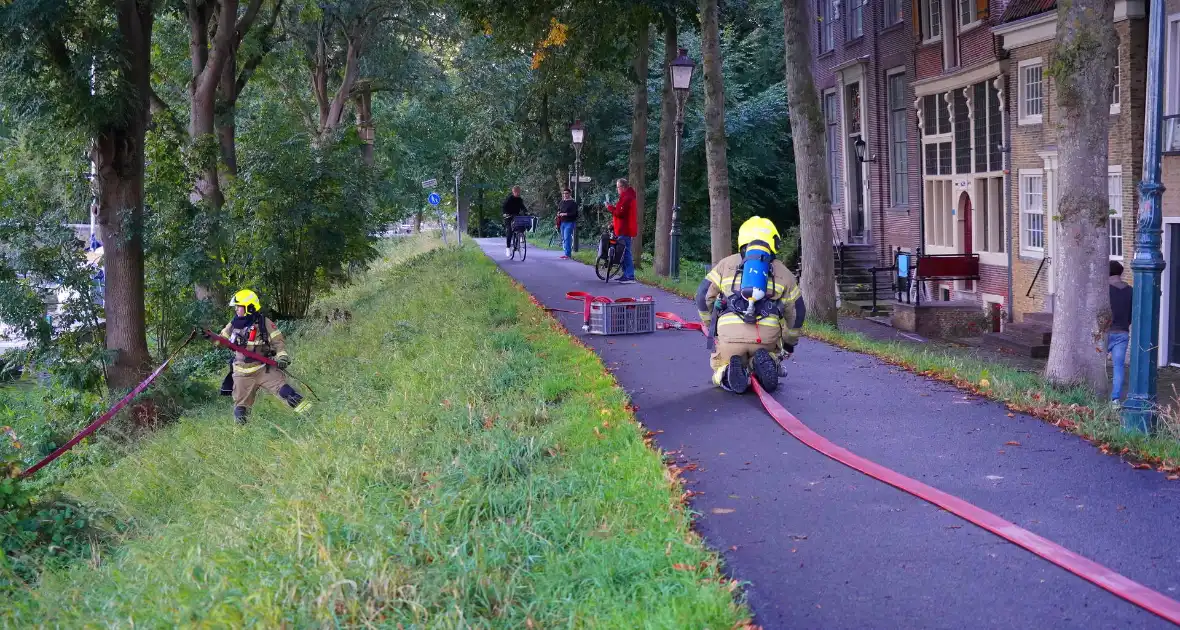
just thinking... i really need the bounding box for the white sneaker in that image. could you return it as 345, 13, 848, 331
505, 248, 512, 257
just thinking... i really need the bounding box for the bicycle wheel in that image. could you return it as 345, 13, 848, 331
520, 233, 527, 261
595, 257, 611, 280
510, 233, 519, 260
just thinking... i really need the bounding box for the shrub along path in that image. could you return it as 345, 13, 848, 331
479, 238, 1180, 629
3, 238, 749, 627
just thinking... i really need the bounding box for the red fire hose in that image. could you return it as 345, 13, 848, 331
19, 330, 199, 479
200, 329, 319, 400
657, 314, 1180, 624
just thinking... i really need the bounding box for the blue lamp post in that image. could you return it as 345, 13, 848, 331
1122, 0, 1168, 434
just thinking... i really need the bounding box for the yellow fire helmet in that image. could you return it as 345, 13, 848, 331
737, 216, 780, 255
229, 289, 261, 314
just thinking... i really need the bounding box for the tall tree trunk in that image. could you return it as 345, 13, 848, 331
781, 0, 837, 325
653, 14, 678, 276
701, 0, 732, 263
189, 0, 239, 304
628, 22, 651, 269
217, 45, 239, 177
354, 84, 374, 166
217, 0, 282, 177
1044, 0, 1117, 393
95, 0, 155, 393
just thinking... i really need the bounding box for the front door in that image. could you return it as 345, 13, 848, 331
960, 192, 974, 292
1170, 224, 1180, 364
845, 82, 866, 244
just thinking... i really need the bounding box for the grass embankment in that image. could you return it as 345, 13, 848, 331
554, 245, 1180, 473
3, 236, 749, 627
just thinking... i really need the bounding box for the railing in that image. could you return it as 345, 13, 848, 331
1165, 115, 1180, 155
1026, 256, 1050, 297
912, 252, 980, 307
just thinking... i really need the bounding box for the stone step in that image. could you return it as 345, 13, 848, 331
1003, 322, 1052, 345
981, 332, 1049, 359
1023, 312, 1053, 325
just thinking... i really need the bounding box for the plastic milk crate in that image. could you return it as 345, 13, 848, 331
588, 298, 656, 335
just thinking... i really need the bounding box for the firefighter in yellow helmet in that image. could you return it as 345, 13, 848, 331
219, 289, 311, 424
695, 216, 806, 393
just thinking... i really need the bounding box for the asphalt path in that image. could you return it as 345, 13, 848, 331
476, 239, 1180, 629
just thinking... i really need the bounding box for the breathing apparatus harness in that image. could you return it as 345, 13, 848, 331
708, 236, 785, 348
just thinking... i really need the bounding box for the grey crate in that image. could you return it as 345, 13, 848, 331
589, 300, 656, 335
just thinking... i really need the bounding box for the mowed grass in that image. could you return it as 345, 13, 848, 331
3, 236, 749, 628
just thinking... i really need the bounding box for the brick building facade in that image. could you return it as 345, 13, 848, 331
813, 0, 921, 266
911, 0, 1013, 315
1157, 0, 1180, 365
995, 0, 1148, 324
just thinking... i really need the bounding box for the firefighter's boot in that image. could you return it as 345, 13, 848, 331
234, 405, 249, 425
280, 385, 312, 414
712, 355, 750, 393
752, 348, 779, 392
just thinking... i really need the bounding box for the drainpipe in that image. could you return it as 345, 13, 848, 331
1002, 75, 1014, 324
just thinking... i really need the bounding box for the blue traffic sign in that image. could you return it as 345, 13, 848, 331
428, 192, 441, 206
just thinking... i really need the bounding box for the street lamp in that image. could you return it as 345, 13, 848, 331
571, 119, 584, 252
1123, 0, 1168, 434
669, 48, 695, 279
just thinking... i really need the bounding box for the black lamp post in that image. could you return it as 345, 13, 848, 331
668, 48, 695, 279
571, 119, 584, 252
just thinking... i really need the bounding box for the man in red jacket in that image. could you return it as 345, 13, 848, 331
606, 177, 638, 283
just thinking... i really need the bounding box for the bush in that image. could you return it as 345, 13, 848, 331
0, 469, 103, 592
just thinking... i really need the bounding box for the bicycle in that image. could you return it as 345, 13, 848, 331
594, 227, 624, 282
507, 214, 536, 261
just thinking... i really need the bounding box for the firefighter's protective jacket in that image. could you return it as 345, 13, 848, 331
219, 315, 289, 375
695, 254, 805, 348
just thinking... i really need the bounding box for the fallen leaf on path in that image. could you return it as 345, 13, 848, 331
1131, 463, 1153, 470
672, 563, 695, 571
1005, 441, 1021, 446
790, 534, 808, 541
729, 545, 739, 551
1007, 413, 1016, 418
712, 508, 735, 514
1168, 474, 1180, 481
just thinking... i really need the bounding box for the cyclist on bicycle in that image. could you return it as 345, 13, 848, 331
502, 185, 527, 257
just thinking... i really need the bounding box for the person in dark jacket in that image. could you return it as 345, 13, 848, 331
501, 186, 527, 256
1109, 260, 1133, 403
556, 188, 579, 258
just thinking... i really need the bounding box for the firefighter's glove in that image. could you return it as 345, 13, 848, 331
275, 356, 291, 370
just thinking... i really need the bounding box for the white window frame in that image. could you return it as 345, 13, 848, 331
848, 0, 865, 40
1020, 169, 1046, 257
958, 0, 981, 32
1018, 58, 1045, 126
824, 89, 841, 206
924, 0, 943, 43
820, 0, 835, 53
887, 68, 909, 207
1111, 44, 1121, 115
1109, 165, 1124, 261
1166, 13, 1180, 116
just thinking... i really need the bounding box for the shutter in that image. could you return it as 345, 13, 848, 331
913, 0, 922, 35
976, 0, 989, 21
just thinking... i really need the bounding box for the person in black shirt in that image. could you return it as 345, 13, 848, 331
556, 188, 579, 258
501, 186, 527, 256
1108, 260, 1133, 404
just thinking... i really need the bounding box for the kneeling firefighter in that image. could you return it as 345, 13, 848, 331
220, 289, 312, 424
696, 217, 806, 393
